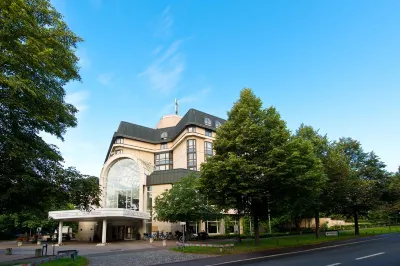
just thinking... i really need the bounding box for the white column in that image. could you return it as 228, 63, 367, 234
58, 221, 63, 245
102, 219, 107, 244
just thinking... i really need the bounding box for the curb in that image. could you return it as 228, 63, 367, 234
176, 242, 234, 248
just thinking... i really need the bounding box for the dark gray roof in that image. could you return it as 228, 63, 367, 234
147, 169, 200, 185
116, 108, 225, 143
104, 109, 226, 162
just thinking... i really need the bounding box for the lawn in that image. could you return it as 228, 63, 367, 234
7, 256, 89, 266
171, 226, 400, 255
43, 256, 88, 266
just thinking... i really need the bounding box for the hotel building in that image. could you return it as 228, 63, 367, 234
49, 108, 228, 244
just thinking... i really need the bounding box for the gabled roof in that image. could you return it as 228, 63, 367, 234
104, 108, 226, 163
147, 168, 200, 185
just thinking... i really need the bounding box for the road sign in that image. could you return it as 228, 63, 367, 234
325, 231, 339, 236
180, 222, 186, 225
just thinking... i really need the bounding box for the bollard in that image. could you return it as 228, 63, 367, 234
35, 248, 42, 257
149, 238, 153, 243
220, 248, 223, 253
162, 240, 166, 247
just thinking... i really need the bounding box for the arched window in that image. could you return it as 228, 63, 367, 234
161, 132, 168, 139
106, 158, 140, 211
215, 121, 221, 128
204, 117, 211, 126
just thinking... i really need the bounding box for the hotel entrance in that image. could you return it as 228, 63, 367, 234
110, 224, 139, 240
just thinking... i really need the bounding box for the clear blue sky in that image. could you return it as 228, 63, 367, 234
45, 0, 400, 176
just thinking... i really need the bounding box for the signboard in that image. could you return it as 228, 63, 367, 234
325, 231, 339, 237
180, 222, 186, 225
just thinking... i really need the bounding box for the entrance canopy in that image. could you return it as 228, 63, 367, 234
48, 208, 150, 222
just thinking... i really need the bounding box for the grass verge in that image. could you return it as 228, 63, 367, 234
7, 256, 89, 266
171, 226, 400, 255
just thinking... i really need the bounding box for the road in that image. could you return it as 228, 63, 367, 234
164, 234, 400, 266
229, 234, 400, 265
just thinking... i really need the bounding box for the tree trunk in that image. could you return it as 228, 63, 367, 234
295, 218, 301, 234
314, 209, 320, 239
354, 211, 359, 235
237, 215, 241, 243
253, 214, 260, 245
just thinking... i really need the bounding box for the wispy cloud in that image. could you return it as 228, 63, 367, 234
97, 73, 114, 86
139, 40, 185, 94
66, 90, 89, 114
155, 6, 174, 37
152, 45, 163, 55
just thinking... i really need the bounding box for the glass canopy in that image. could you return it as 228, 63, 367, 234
106, 158, 140, 210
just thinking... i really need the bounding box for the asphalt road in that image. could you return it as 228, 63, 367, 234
231, 234, 400, 266
164, 234, 400, 266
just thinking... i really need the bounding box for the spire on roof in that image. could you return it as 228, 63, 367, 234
175, 98, 178, 115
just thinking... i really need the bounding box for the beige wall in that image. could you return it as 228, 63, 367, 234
156, 115, 182, 129
151, 184, 173, 232
172, 140, 187, 169
77, 221, 96, 241
301, 218, 353, 228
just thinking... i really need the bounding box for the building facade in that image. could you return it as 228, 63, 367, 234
49, 109, 227, 244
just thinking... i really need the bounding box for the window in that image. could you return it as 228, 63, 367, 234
187, 127, 196, 133
115, 149, 123, 154
204, 142, 213, 159
154, 152, 173, 171
204, 117, 212, 126
187, 139, 197, 170
105, 158, 140, 211
205, 130, 212, 137
161, 132, 168, 139
206, 221, 220, 234
215, 121, 221, 128
115, 138, 123, 144
161, 143, 167, 150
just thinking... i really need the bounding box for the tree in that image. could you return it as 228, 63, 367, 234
200, 88, 290, 245
64, 167, 102, 211
335, 138, 388, 235
0, 168, 101, 239
278, 132, 326, 238
153, 174, 221, 232
0, 0, 82, 213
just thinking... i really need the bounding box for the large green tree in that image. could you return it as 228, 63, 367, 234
0, 0, 82, 213
153, 174, 221, 231
335, 138, 388, 235
278, 130, 326, 238
200, 88, 290, 245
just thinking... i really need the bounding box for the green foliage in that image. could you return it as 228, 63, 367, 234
153, 174, 221, 224
0, 0, 83, 214
332, 138, 389, 235
200, 88, 290, 244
